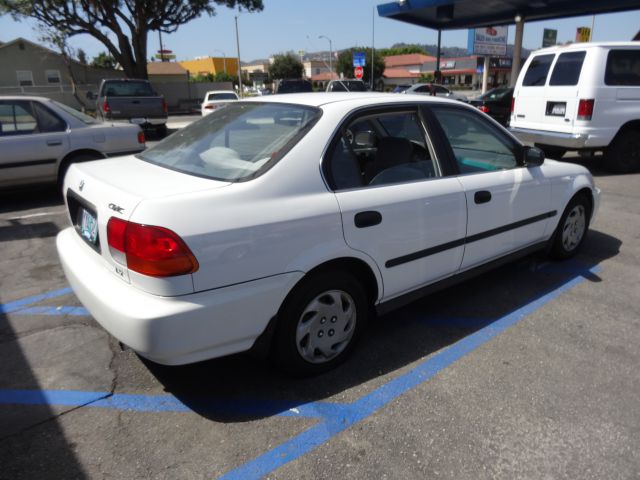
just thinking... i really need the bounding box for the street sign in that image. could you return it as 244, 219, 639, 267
354, 66, 364, 79
467, 26, 508, 56
576, 27, 591, 43
353, 52, 366, 67
543, 29, 557, 48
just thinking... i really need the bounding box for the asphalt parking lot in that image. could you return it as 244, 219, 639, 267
1, 119, 639, 478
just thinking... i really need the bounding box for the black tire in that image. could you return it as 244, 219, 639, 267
605, 129, 640, 174
549, 194, 590, 260
536, 145, 567, 160
271, 271, 369, 376
156, 124, 168, 138
58, 153, 103, 190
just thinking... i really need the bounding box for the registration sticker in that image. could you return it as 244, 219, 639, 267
80, 208, 98, 244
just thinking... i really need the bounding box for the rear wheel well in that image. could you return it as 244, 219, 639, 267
303, 257, 380, 305
249, 257, 380, 360
613, 120, 640, 143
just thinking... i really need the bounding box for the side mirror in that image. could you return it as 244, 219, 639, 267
86, 91, 95, 100
524, 146, 545, 167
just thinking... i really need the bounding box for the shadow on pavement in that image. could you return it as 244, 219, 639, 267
0, 298, 87, 479
145, 228, 621, 423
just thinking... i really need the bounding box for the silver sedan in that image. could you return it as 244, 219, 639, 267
0, 96, 145, 189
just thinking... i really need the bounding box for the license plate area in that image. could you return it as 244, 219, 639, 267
130, 117, 146, 125
545, 101, 566, 117
67, 190, 101, 251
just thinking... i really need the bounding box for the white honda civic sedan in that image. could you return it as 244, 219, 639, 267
57, 93, 600, 375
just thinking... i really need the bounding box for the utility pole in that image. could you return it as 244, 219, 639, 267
235, 14, 243, 98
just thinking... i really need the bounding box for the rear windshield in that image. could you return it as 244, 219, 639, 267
549, 51, 586, 86
605, 49, 640, 86
53, 100, 97, 124
102, 81, 154, 97
277, 81, 312, 94
137, 102, 321, 182
479, 87, 513, 100
522, 54, 555, 86
207, 92, 238, 101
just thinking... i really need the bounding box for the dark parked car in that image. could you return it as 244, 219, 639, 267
326, 80, 368, 92
469, 87, 514, 126
275, 79, 313, 94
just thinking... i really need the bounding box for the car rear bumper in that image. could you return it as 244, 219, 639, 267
56, 227, 303, 365
510, 127, 614, 150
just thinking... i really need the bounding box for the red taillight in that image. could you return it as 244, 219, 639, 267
577, 99, 594, 121
204, 104, 215, 110
103, 100, 110, 114
137, 131, 145, 144
162, 100, 168, 114
511, 97, 515, 113
107, 217, 199, 277
478, 105, 490, 113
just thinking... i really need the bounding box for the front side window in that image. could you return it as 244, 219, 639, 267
325, 109, 439, 190
138, 102, 321, 182
431, 106, 517, 173
0, 101, 38, 135
549, 51, 586, 86
522, 54, 555, 87
33, 102, 67, 133
605, 49, 640, 86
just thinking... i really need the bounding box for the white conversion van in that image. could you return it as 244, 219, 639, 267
510, 42, 640, 173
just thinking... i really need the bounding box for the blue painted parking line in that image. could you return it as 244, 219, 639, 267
0, 287, 72, 314
0, 262, 600, 478
218, 267, 600, 479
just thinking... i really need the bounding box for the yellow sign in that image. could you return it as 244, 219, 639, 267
575, 27, 591, 43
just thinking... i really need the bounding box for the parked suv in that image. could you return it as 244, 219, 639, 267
510, 42, 640, 173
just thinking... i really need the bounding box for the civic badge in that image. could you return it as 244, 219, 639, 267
79, 180, 85, 191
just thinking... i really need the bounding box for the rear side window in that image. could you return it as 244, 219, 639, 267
549, 51, 586, 86
605, 49, 640, 86
522, 54, 554, 86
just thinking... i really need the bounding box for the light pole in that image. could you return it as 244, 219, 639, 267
235, 14, 243, 98
213, 49, 227, 74
319, 35, 333, 80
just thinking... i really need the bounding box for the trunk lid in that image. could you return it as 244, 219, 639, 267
63, 155, 230, 285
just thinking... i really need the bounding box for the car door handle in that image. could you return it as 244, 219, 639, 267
474, 190, 492, 204
47, 140, 62, 146
354, 211, 382, 228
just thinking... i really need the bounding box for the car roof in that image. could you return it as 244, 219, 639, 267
0, 95, 54, 102
532, 41, 640, 55
241, 92, 463, 108
205, 90, 237, 95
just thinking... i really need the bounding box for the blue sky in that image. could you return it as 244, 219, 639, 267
1, 1, 638, 62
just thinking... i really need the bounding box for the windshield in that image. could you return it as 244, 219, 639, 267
53, 100, 97, 124
137, 102, 321, 182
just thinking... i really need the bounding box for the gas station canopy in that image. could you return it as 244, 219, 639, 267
377, 0, 640, 30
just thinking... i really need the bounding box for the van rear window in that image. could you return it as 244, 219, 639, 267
605, 50, 640, 86
549, 51, 586, 86
522, 54, 555, 86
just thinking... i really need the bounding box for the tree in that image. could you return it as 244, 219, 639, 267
269, 53, 303, 80
377, 45, 425, 57
91, 52, 117, 70
0, 0, 263, 79
335, 48, 385, 87
76, 48, 87, 65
